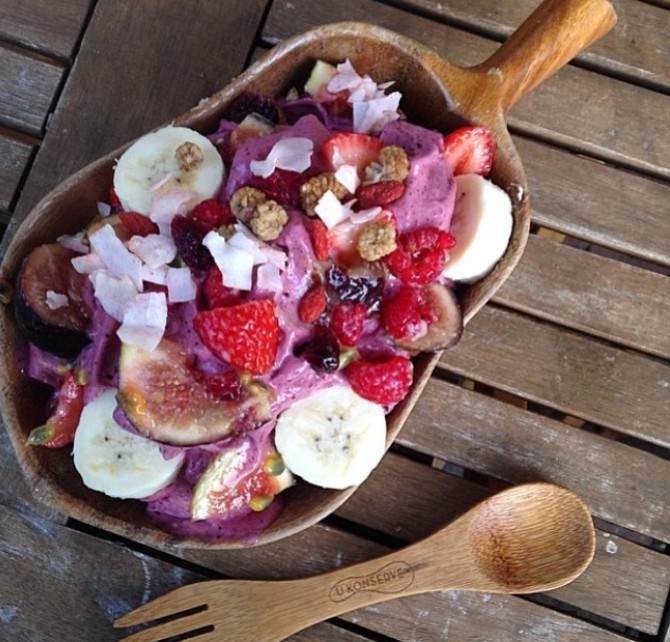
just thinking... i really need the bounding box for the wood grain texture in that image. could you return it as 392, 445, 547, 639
0, 133, 33, 210
13, 0, 268, 220
439, 306, 670, 448
495, 234, 670, 358
515, 136, 670, 266
0, 45, 63, 136
0, 0, 91, 59
264, 0, 670, 178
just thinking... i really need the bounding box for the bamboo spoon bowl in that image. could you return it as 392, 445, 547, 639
114, 483, 596, 642
0, 0, 616, 549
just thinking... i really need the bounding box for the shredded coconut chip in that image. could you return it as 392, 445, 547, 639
166, 267, 197, 303
117, 292, 167, 352
58, 232, 88, 254
90, 271, 138, 322
127, 233, 177, 269
71, 253, 106, 275
88, 224, 143, 291
202, 231, 255, 291
250, 138, 313, 178
45, 291, 69, 310
334, 164, 360, 194
149, 189, 194, 225
315, 191, 355, 229
256, 263, 283, 293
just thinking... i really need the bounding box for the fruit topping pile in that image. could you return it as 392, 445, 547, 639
11, 59, 513, 542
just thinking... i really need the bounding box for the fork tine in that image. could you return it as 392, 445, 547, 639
115, 608, 213, 642
115, 582, 211, 628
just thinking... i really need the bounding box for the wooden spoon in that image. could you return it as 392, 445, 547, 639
115, 483, 596, 642
0, 0, 616, 550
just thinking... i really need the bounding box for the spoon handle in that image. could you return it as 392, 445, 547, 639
480, 0, 617, 113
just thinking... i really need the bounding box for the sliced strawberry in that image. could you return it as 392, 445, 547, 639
194, 299, 279, 375
443, 126, 494, 177
118, 211, 159, 237
202, 265, 242, 309
322, 132, 383, 176
355, 180, 405, 209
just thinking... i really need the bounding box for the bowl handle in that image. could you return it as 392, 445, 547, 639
477, 0, 617, 113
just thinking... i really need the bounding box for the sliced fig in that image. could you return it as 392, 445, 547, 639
14, 243, 92, 359
117, 338, 273, 446
395, 282, 463, 353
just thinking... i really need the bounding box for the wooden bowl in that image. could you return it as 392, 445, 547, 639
0, 0, 616, 549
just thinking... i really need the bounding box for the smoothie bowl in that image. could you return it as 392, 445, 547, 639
0, 1, 616, 549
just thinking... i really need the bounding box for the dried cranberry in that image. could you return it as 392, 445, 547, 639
294, 330, 340, 373
227, 92, 279, 124
171, 215, 212, 271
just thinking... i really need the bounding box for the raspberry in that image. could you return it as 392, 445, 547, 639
355, 180, 405, 209
250, 168, 309, 209
188, 199, 234, 234
330, 302, 367, 346
382, 285, 437, 341
171, 215, 213, 271
306, 218, 330, 261
202, 265, 242, 309
194, 299, 279, 375
346, 355, 413, 405
118, 211, 159, 237
384, 226, 455, 285
227, 92, 279, 124
294, 329, 340, 373
298, 283, 327, 323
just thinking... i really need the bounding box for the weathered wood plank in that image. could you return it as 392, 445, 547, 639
400, 378, 670, 542
515, 136, 670, 267
14, 0, 268, 221
264, 0, 670, 179
0, 133, 33, 211
439, 306, 670, 449
396, 0, 670, 91
0, 44, 63, 136
337, 452, 670, 634
0, 0, 92, 60
494, 234, 670, 358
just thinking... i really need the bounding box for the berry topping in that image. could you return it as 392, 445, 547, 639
171, 215, 213, 271
294, 330, 340, 373
194, 299, 279, 375
202, 265, 242, 309
384, 226, 455, 285
188, 199, 234, 234
203, 370, 246, 401
227, 92, 279, 124
306, 218, 330, 261
326, 265, 383, 310
355, 180, 405, 209
322, 132, 384, 176
118, 211, 159, 237
345, 354, 413, 405
331, 301, 367, 346
382, 285, 437, 341
443, 126, 495, 177
298, 283, 328, 324
250, 168, 309, 209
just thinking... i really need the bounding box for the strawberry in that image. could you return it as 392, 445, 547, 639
118, 211, 159, 237
322, 132, 383, 176
443, 126, 495, 177
194, 299, 279, 375
355, 180, 405, 209
202, 265, 242, 309
250, 168, 308, 209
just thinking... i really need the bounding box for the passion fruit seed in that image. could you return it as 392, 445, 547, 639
74, 366, 89, 386
262, 451, 286, 476
26, 424, 56, 446
0, 278, 13, 305
248, 495, 275, 512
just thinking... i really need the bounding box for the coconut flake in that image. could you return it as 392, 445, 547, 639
149, 189, 194, 225
202, 231, 255, 291
228, 226, 269, 265
250, 137, 313, 178
256, 263, 283, 293
315, 191, 355, 229
166, 267, 197, 303
45, 291, 69, 310
348, 206, 383, 225
58, 231, 88, 254
334, 164, 360, 194
127, 234, 177, 269
90, 271, 138, 322
97, 201, 112, 217
88, 224, 143, 291
117, 292, 167, 352
71, 252, 106, 275
352, 91, 401, 134
141, 264, 169, 285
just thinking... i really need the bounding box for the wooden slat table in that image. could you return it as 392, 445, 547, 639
1, 1, 669, 640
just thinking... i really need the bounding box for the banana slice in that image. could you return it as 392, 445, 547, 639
442, 173, 513, 283
274, 384, 386, 490
113, 125, 225, 215
72, 388, 184, 499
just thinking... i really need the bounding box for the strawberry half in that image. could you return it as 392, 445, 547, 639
322, 132, 383, 176
194, 299, 279, 375
443, 126, 494, 177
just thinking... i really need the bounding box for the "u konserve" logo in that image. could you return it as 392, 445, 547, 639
329, 561, 415, 602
